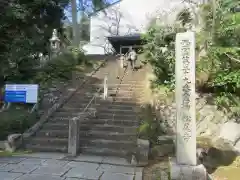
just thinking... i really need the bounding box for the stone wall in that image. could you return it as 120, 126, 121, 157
152, 92, 240, 153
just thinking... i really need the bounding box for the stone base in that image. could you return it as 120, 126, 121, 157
170, 158, 207, 180
5, 133, 23, 152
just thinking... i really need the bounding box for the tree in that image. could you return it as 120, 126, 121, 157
0, 0, 68, 87
176, 8, 193, 27
80, 14, 90, 41
64, 14, 90, 42
143, 0, 240, 114
70, 0, 109, 46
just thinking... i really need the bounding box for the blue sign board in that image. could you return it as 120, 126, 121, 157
5, 84, 38, 104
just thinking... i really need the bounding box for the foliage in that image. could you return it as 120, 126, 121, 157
142, 0, 240, 114
176, 8, 193, 26
197, 0, 240, 111
142, 23, 186, 90
0, 48, 87, 139
0, 0, 98, 139
0, 0, 68, 88
138, 104, 164, 146
64, 14, 90, 42
0, 105, 39, 140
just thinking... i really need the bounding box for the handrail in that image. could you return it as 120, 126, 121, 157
111, 65, 129, 122
81, 72, 108, 114
69, 72, 108, 123
82, 87, 103, 113
68, 73, 107, 156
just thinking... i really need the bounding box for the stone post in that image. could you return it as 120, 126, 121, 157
170, 31, 207, 179
176, 31, 196, 165
120, 55, 124, 68
68, 116, 80, 156
103, 75, 108, 100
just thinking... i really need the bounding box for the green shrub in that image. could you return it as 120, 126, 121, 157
142, 0, 240, 113
0, 48, 88, 140
138, 104, 164, 146
142, 23, 187, 90
0, 105, 39, 140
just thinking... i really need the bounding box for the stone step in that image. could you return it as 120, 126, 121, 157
64, 100, 138, 107
108, 89, 143, 93
108, 88, 144, 95
71, 92, 102, 98
58, 107, 137, 114
72, 87, 99, 94
28, 137, 135, 150
47, 118, 139, 126
79, 139, 136, 150
108, 94, 142, 99
43, 124, 138, 133
42, 123, 68, 130
80, 131, 136, 141
110, 98, 136, 103
25, 144, 67, 153
52, 111, 138, 119
84, 118, 139, 126
29, 137, 68, 146
81, 124, 138, 133
94, 83, 144, 87
108, 86, 144, 90
96, 88, 143, 92
36, 129, 68, 138
62, 103, 101, 109
67, 97, 101, 103
48, 117, 73, 123
98, 102, 137, 108
80, 147, 134, 158
108, 88, 143, 92
63, 101, 137, 108
109, 96, 138, 99
66, 98, 138, 105
37, 127, 138, 140
96, 113, 137, 120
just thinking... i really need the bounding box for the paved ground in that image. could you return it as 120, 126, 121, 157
0, 153, 143, 180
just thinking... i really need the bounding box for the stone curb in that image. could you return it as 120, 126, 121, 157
4, 58, 108, 152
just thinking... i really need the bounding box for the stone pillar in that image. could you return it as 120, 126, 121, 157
103, 75, 108, 100
68, 117, 80, 156
170, 31, 207, 179
175, 31, 196, 165
120, 55, 124, 68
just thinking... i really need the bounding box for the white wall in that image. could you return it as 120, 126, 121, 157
83, 0, 201, 55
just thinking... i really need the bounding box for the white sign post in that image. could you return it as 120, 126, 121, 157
170, 31, 206, 179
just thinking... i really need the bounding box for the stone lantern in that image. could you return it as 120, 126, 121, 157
50, 29, 61, 57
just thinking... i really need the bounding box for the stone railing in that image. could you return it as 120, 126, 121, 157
68, 74, 108, 156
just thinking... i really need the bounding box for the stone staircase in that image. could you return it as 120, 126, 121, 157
79, 81, 144, 157
24, 60, 146, 159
